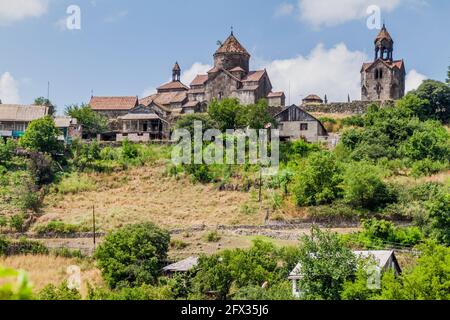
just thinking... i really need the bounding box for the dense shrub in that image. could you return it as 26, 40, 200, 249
19, 116, 63, 155
39, 282, 81, 300
342, 162, 397, 210
293, 152, 342, 206
35, 221, 89, 235
343, 219, 423, 249
95, 223, 170, 289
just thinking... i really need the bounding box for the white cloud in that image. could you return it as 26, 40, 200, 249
0, 0, 48, 25
405, 69, 427, 93
298, 0, 402, 27
0, 72, 20, 103
180, 62, 212, 85
274, 3, 295, 17
261, 43, 367, 103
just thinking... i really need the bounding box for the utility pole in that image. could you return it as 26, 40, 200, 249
92, 205, 96, 251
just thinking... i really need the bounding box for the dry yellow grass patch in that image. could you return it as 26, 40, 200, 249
389, 170, 450, 185
0, 255, 102, 295
40, 164, 258, 231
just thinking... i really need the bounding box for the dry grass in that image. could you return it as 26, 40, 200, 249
389, 170, 450, 185
0, 255, 102, 296
40, 164, 258, 231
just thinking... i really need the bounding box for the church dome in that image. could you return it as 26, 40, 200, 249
213, 32, 250, 73
375, 24, 393, 45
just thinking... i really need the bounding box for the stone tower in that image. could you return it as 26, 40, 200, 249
213, 31, 250, 73
361, 25, 406, 101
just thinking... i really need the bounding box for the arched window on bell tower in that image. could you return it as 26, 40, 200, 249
374, 24, 394, 62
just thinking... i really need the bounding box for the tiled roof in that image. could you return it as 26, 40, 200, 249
242, 70, 266, 82
303, 94, 323, 101
361, 59, 404, 72
0, 104, 49, 122
188, 88, 205, 94
183, 100, 200, 108
190, 74, 208, 86
229, 66, 245, 72
90, 96, 138, 111
157, 81, 189, 91
375, 25, 393, 43
215, 34, 250, 56
141, 91, 188, 107
267, 92, 285, 98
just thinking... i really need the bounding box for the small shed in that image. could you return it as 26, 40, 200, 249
162, 256, 199, 277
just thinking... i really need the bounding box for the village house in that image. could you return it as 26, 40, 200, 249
288, 250, 402, 298
274, 105, 328, 143
0, 104, 50, 138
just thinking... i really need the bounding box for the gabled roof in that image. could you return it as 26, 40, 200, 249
157, 80, 189, 92
267, 92, 285, 98
229, 66, 246, 72
215, 33, 250, 56
242, 70, 266, 82
140, 91, 188, 107
90, 96, 138, 111
0, 104, 49, 122
361, 59, 405, 73
190, 74, 208, 86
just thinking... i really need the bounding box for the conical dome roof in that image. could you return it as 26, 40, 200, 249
375, 24, 393, 44
215, 33, 250, 56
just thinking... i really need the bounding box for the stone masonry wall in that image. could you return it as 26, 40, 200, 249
301, 101, 383, 115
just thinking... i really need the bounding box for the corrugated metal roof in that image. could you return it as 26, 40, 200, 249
54, 117, 77, 128
0, 104, 49, 122
163, 257, 199, 273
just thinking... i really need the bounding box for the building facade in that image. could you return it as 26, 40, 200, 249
274, 105, 328, 143
0, 104, 50, 138
361, 25, 406, 101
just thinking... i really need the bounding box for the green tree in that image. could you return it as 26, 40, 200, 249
297, 228, 357, 300
379, 242, 450, 300
446, 65, 449, 85
400, 120, 450, 161
19, 116, 62, 155
425, 191, 450, 245
342, 162, 396, 210
34, 97, 55, 115
175, 113, 218, 136
412, 80, 450, 123
208, 98, 245, 131
240, 99, 275, 129
65, 104, 108, 137
293, 152, 343, 206
95, 223, 170, 289
38, 282, 81, 300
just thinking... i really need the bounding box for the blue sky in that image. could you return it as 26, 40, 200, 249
0, 0, 448, 113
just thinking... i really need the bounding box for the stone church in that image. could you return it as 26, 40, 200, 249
188, 31, 285, 107
361, 24, 406, 101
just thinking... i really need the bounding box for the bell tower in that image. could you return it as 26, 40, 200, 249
172, 62, 181, 82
